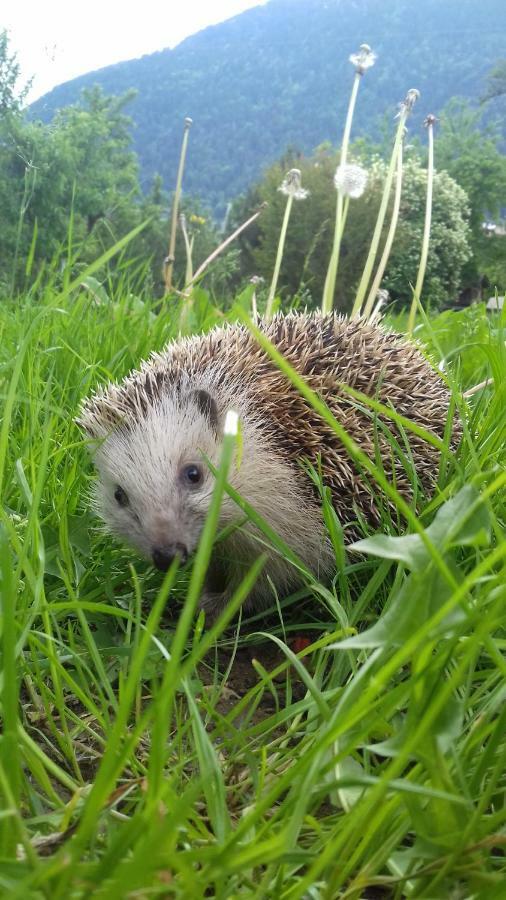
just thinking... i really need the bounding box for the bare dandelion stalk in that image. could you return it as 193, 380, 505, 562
164, 116, 192, 294
321, 188, 348, 316
407, 115, 436, 335
351, 89, 419, 319
180, 214, 194, 287
186, 203, 267, 290
369, 288, 389, 323
178, 214, 195, 330
322, 164, 368, 315
266, 169, 309, 319
266, 195, 293, 319
362, 137, 404, 320
250, 276, 264, 321
463, 378, 494, 398
322, 44, 376, 314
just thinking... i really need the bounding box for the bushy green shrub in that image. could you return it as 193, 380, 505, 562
233, 148, 472, 311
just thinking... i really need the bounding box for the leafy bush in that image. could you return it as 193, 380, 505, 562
233, 148, 472, 311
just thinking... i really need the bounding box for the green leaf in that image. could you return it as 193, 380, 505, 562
432, 694, 464, 753
67, 515, 92, 555
334, 564, 466, 649
350, 485, 491, 571
349, 532, 427, 571
79, 275, 110, 306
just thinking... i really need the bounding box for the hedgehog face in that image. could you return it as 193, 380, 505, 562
89, 389, 227, 569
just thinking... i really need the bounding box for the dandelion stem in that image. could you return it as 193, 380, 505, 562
322, 194, 350, 314
351, 108, 408, 319
407, 117, 435, 335
341, 73, 361, 170
463, 378, 493, 398
362, 138, 404, 319
266, 193, 294, 319
180, 215, 193, 288
179, 215, 194, 330
164, 117, 192, 294
322, 72, 361, 314
187, 204, 267, 289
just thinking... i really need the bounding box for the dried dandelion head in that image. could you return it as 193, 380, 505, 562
396, 88, 420, 118
278, 168, 310, 200
370, 288, 390, 323
334, 163, 368, 199
349, 43, 377, 75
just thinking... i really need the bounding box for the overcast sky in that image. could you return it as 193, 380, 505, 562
4, 0, 266, 101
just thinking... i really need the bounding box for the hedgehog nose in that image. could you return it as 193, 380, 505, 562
152, 544, 188, 572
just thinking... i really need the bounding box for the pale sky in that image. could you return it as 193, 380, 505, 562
4, 0, 267, 102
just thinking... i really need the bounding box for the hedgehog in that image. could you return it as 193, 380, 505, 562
79, 312, 457, 615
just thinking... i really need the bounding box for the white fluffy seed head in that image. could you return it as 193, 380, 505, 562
349, 43, 377, 74
334, 163, 368, 198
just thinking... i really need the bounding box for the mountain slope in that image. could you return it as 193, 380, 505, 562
31, 0, 506, 214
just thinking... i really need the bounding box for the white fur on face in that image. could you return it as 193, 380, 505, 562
92, 393, 221, 559
89, 385, 332, 606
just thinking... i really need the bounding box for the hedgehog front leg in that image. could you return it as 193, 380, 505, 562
199, 586, 233, 624
199, 558, 236, 625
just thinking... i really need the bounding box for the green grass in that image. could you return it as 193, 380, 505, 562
0, 262, 505, 899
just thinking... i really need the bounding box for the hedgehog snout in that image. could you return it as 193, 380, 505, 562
152, 543, 188, 572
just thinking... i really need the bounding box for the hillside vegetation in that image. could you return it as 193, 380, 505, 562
31, 0, 506, 213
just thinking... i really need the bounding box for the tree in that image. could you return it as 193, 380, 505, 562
232, 146, 472, 311
379, 158, 472, 307
0, 84, 142, 288
436, 99, 506, 231
481, 59, 506, 102
435, 98, 506, 294
0, 29, 30, 115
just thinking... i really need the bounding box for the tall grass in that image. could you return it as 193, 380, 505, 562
0, 243, 504, 896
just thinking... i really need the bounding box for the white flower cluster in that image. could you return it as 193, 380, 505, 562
334, 163, 368, 199
278, 168, 309, 200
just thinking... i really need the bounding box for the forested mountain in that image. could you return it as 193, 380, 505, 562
31, 0, 506, 214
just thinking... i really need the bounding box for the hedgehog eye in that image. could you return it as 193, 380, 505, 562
181, 464, 204, 487
114, 485, 130, 507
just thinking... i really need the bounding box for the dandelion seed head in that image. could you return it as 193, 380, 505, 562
334, 163, 368, 199
424, 114, 437, 128
278, 168, 310, 200
349, 43, 377, 74
396, 88, 420, 118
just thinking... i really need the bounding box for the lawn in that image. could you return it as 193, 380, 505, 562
0, 266, 505, 898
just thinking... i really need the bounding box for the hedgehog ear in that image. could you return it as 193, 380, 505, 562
190, 389, 219, 433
